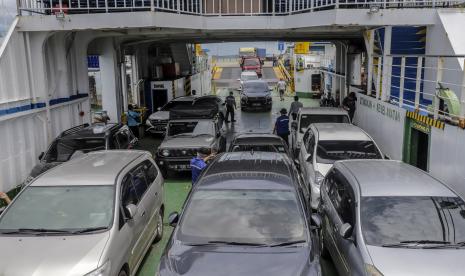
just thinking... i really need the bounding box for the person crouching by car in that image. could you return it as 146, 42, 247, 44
127, 105, 141, 138
190, 148, 216, 185
274, 108, 290, 146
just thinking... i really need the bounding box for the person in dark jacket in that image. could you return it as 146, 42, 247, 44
225, 91, 237, 123
343, 92, 357, 122
274, 108, 290, 145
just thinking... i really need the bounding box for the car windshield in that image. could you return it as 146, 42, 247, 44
168, 120, 214, 137
299, 115, 350, 133
316, 140, 382, 164
0, 186, 114, 232
232, 144, 287, 154
241, 74, 258, 81
179, 189, 307, 244
244, 82, 268, 92
45, 138, 106, 162
243, 59, 259, 66
361, 196, 465, 246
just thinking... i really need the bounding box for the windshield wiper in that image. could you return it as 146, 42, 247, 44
186, 240, 268, 247
1, 228, 73, 235
73, 227, 108, 234
382, 240, 450, 248
269, 240, 307, 247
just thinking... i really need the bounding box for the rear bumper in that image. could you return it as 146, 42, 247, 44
241, 99, 272, 109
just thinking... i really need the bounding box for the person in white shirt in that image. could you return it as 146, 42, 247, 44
277, 78, 287, 101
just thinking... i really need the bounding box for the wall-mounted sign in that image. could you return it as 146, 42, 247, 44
359, 96, 402, 122
411, 120, 431, 134
294, 42, 311, 54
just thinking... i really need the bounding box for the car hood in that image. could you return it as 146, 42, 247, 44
367, 245, 465, 276
160, 244, 318, 276
148, 111, 169, 121
160, 136, 215, 149
29, 162, 62, 178
315, 163, 333, 176
243, 92, 270, 98
0, 232, 110, 276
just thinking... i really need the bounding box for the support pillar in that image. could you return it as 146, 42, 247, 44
100, 38, 122, 123
381, 26, 392, 102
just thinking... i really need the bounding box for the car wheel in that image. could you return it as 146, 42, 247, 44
118, 269, 128, 276
153, 209, 164, 243
319, 229, 330, 259
241, 107, 246, 112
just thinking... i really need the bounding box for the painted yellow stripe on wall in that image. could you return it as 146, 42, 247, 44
273, 66, 285, 80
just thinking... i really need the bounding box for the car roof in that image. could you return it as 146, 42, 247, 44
335, 160, 457, 197
61, 123, 121, 139
312, 123, 371, 141
172, 96, 196, 102
299, 107, 349, 115
233, 133, 284, 145
199, 152, 295, 190
30, 151, 149, 187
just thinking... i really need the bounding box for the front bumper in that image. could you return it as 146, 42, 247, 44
241, 98, 272, 109
146, 120, 168, 134
156, 157, 192, 172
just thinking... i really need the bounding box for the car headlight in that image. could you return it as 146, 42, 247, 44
161, 149, 170, 157
365, 264, 384, 276
241, 96, 248, 101
84, 261, 111, 276
146, 120, 153, 126
315, 171, 324, 186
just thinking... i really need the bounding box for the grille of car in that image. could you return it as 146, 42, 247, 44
167, 148, 198, 158
150, 119, 168, 130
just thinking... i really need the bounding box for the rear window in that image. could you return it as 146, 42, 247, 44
316, 140, 382, 164
243, 59, 260, 67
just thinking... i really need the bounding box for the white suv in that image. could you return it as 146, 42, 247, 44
297, 123, 383, 209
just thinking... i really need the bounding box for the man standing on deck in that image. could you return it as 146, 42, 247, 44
274, 108, 290, 145
225, 91, 237, 123
289, 96, 303, 121
343, 92, 357, 122
277, 78, 287, 101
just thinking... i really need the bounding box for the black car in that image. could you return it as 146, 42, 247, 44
240, 80, 272, 111
228, 132, 291, 157
158, 152, 321, 276
25, 123, 137, 183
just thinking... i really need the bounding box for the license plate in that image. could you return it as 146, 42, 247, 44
252, 103, 262, 106
170, 164, 190, 170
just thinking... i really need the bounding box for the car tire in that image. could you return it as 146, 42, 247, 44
319, 229, 330, 259
118, 269, 128, 276
241, 107, 246, 112
153, 209, 164, 243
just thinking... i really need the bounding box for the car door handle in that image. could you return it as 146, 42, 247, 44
140, 211, 146, 217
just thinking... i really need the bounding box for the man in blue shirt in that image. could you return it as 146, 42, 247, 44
190, 147, 216, 184
127, 105, 141, 138
274, 108, 290, 145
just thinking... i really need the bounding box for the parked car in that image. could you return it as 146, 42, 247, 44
158, 151, 320, 275
146, 95, 226, 136
228, 132, 291, 157
155, 104, 227, 177
238, 71, 259, 88
297, 123, 383, 209
0, 150, 164, 276
316, 160, 465, 276
25, 123, 137, 184
241, 57, 262, 77
291, 107, 350, 157
240, 80, 272, 111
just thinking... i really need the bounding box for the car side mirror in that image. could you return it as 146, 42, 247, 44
291, 122, 297, 130
311, 214, 322, 229
168, 212, 179, 227
236, 88, 242, 91
294, 159, 301, 169
216, 132, 221, 138
305, 153, 312, 162
384, 154, 390, 160
124, 204, 137, 220
38, 152, 44, 160
339, 223, 353, 239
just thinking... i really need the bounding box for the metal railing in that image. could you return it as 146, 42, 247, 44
367, 54, 465, 124
18, 0, 464, 15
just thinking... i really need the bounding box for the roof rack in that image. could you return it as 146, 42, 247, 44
59, 123, 90, 137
